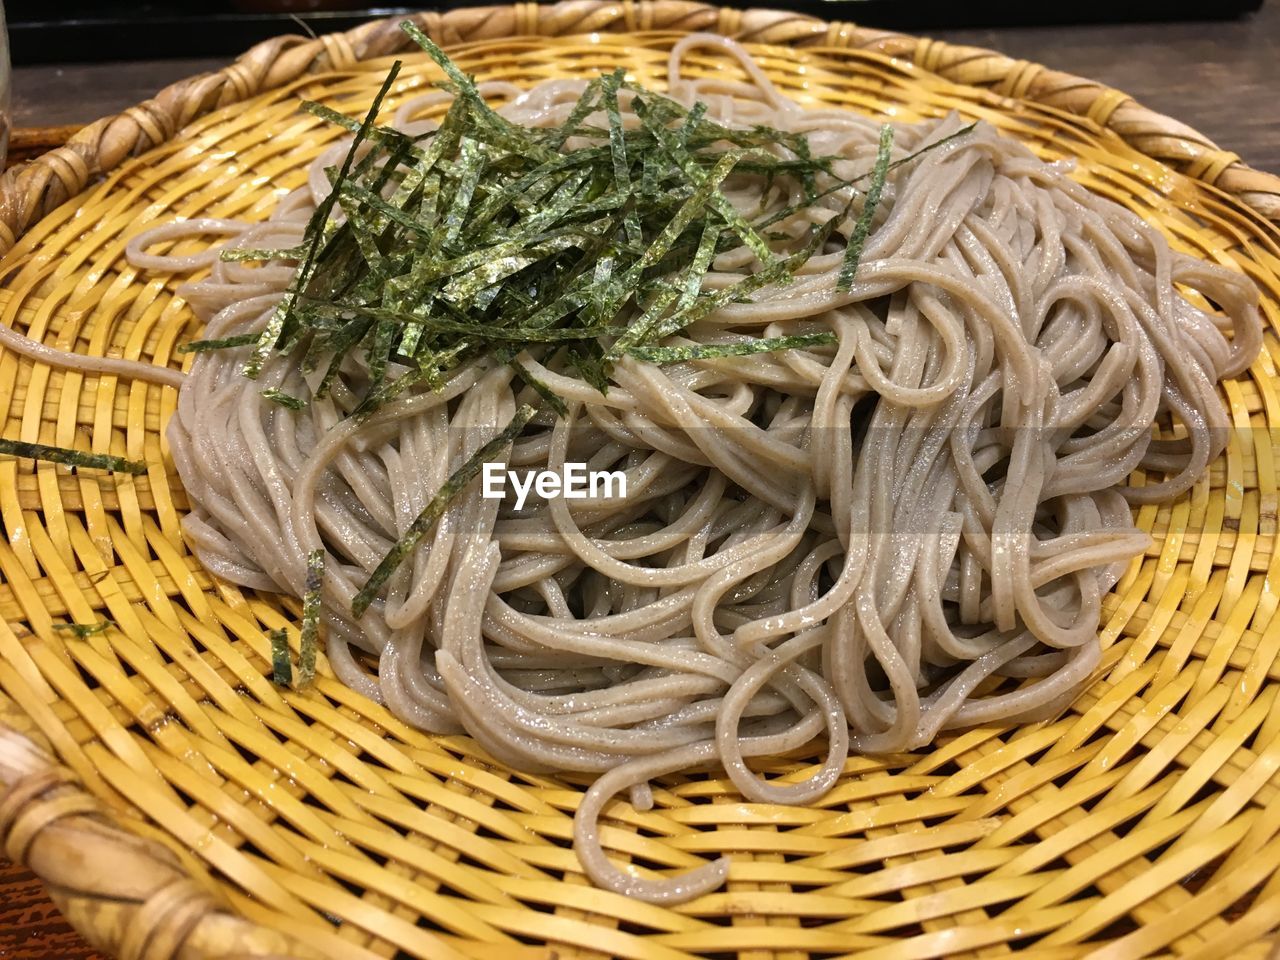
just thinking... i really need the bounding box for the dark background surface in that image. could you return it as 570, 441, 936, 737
0, 859, 106, 960
2, 0, 1266, 62
11, 2, 1280, 172
2, 3, 1278, 959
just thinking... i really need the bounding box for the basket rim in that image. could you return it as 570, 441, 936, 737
0, 0, 1278, 257
1, 4, 1279, 959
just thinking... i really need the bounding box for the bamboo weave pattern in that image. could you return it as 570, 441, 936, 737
1, 6, 1279, 959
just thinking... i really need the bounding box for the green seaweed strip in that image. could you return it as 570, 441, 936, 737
443, 235, 591, 304
314, 317, 374, 398
793, 132, 818, 202
871, 122, 975, 180
178, 333, 259, 354
600, 70, 640, 247
837, 124, 894, 291
305, 303, 623, 342
303, 306, 366, 380
399, 22, 555, 163
545, 79, 602, 149
639, 139, 663, 200
353, 136, 416, 238
301, 102, 420, 154
52, 620, 115, 638
441, 136, 484, 248
507, 354, 568, 417
338, 182, 436, 239
332, 170, 387, 270
298, 549, 323, 687
674, 220, 722, 313
621, 83, 684, 125
389, 97, 467, 211
606, 152, 741, 359
352, 403, 536, 617
752, 122, 976, 233
567, 345, 610, 394
610, 285, 681, 362
514, 168, 594, 236
365, 313, 399, 395
468, 152, 603, 229
635, 99, 773, 265
245, 60, 404, 379
413, 218, 599, 287
395, 232, 531, 289
674, 102, 708, 149
350, 363, 437, 419
261, 388, 306, 409
270, 628, 293, 686
628, 332, 836, 364
519, 284, 595, 336
639, 148, 742, 272
647, 203, 850, 344
610, 220, 722, 362
0, 439, 147, 475
218, 245, 305, 263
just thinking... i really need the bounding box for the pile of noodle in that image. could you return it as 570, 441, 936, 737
3, 35, 1261, 903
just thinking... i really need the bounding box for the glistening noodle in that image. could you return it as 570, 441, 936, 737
4, 26, 1260, 905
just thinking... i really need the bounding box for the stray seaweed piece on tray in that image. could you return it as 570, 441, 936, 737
0, 438, 147, 475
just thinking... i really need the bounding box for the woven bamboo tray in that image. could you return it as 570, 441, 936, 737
2, 4, 1279, 958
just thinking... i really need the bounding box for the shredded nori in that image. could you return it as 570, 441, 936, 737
837, 124, 895, 291
178, 333, 260, 354
218, 246, 304, 263
0, 439, 147, 475
52, 620, 115, 638
244, 59, 406, 381
627, 333, 837, 365
270, 628, 293, 686
187, 23, 976, 422
261, 388, 307, 409
299, 549, 324, 687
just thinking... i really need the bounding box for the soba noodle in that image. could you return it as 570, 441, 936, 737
10, 35, 1262, 903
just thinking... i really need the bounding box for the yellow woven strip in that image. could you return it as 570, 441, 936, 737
0, 24, 1278, 960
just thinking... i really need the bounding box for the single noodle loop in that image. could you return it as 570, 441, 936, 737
117, 38, 1262, 903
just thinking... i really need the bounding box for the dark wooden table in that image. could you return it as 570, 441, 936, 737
2, 6, 1277, 959
10, 4, 1280, 172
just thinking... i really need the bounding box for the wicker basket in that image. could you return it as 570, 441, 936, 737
1, 4, 1279, 958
